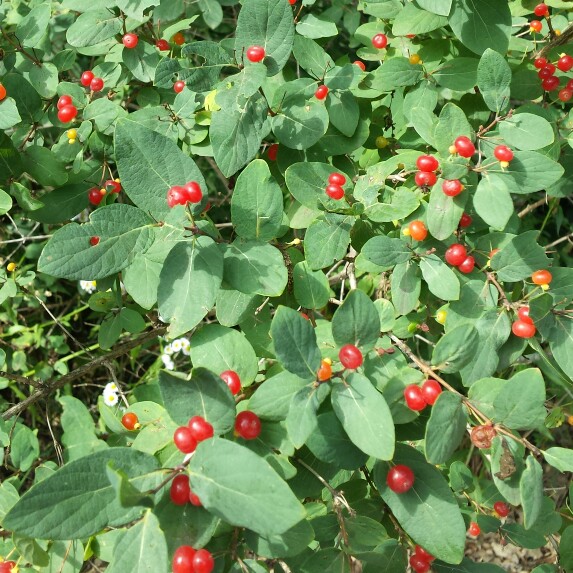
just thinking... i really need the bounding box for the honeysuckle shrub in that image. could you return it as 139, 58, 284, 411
1, 0, 573, 572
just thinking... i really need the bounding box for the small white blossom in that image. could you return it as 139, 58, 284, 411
171, 339, 182, 352
103, 390, 119, 406
104, 382, 118, 393
79, 280, 97, 294
161, 355, 175, 370
181, 346, 191, 356
164, 344, 174, 355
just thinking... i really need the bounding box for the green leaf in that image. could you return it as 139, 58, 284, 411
66, 9, 122, 48
431, 324, 479, 373
433, 560, 506, 573
361, 235, 412, 268
419, 254, 460, 301
293, 261, 330, 310
23, 146, 68, 187
331, 373, 395, 460
434, 58, 480, 91
549, 314, 573, 380
16, 3, 51, 47
106, 465, 155, 509
235, 0, 295, 77
490, 231, 550, 282
520, 457, 543, 530
216, 288, 262, 327
0, 189, 13, 216
3, 449, 161, 540
190, 324, 258, 386
0, 98, 21, 130
493, 369, 546, 430
365, 188, 420, 223
29, 184, 88, 224
425, 392, 467, 464
416, 0, 452, 16
296, 14, 338, 39
496, 151, 564, 195
115, 120, 206, 219
473, 176, 513, 230
249, 371, 309, 421
158, 368, 236, 433
270, 306, 321, 380
499, 113, 554, 151
292, 36, 334, 80
332, 289, 380, 352
326, 91, 359, 137
189, 438, 306, 536
369, 58, 423, 92
373, 444, 466, 563
304, 214, 353, 271
157, 237, 223, 338
38, 204, 154, 280
427, 181, 467, 240
0, 133, 24, 184
286, 384, 329, 448
222, 239, 288, 296
28, 62, 59, 99
543, 447, 573, 473
449, 0, 511, 55
231, 159, 283, 241
434, 103, 472, 157
477, 49, 511, 113
559, 526, 573, 572
390, 261, 421, 316
392, 2, 448, 35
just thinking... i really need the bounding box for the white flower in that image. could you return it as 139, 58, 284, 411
164, 344, 174, 355
181, 346, 191, 356
103, 390, 119, 406
171, 339, 182, 352
161, 355, 175, 370
104, 382, 118, 393
79, 280, 97, 294
180, 338, 190, 350
164, 359, 175, 371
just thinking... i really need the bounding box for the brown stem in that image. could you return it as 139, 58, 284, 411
517, 197, 547, 218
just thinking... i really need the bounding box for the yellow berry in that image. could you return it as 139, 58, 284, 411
114, 178, 121, 183
100, 188, 107, 195
7, 262, 16, 272
67, 128, 77, 139
541, 283, 550, 291
555, 29, 562, 36
376, 136, 389, 149
568, 415, 573, 426
68, 138, 76, 144
402, 227, 411, 236
436, 310, 447, 325
409, 54, 421, 65
499, 160, 509, 168
449, 145, 458, 155
323, 357, 332, 365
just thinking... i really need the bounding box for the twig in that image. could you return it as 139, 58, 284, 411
545, 231, 573, 250
517, 197, 547, 218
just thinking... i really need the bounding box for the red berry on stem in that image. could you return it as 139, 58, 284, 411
557, 54, 573, 72
289, 0, 296, 4
121, 412, 139, 430
193, 549, 215, 573
409, 555, 430, 573
445, 243, 467, 266
267, 143, 279, 161
459, 213, 472, 228
415, 171, 437, 187
315, 85, 329, 100
386, 464, 415, 493
156, 39, 170, 51
468, 521, 481, 537
188, 416, 214, 442
88, 187, 105, 205
173, 545, 196, 573
559, 88, 573, 102
173, 80, 185, 93
512, 320, 536, 338
421, 379, 442, 406
122, 33, 138, 48
416, 154, 439, 172
328, 172, 347, 186
167, 185, 188, 208
170, 474, 191, 505
189, 489, 202, 506
454, 136, 476, 158
184, 181, 203, 203
442, 179, 464, 197
326, 184, 345, 200
339, 344, 363, 369
372, 33, 388, 49
414, 546, 434, 563
90, 77, 104, 92
534, 3, 549, 17
408, 220, 428, 241
89, 236, 100, 246
80, 70, 94, 86
494, 145, 514, 163
529, 20, 542, 33
458, 255, 475, 274
58, 104, 77, 123
533, 57, 547, 69
57, 95, 72, 109
518, 306, 533, 325
220, 370, 241, 395
404, 384, 426, 411
354, 60, 366, 71
494, 501, 510, 517
538, 63, 556, 79
532, 269, 552, 285
542, 76, 560, 91
173, 426, 198, 453
246, 45, 265, 62
104, 179, 122, 194
173, 32, 185, 46
567, 79, 573, 90
235, 411, 262, 440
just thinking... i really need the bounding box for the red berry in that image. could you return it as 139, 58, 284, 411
339, 344, 363, 369
416, 154, 439, 172
58, 104, 77, 123
104, 179, 121, 194
409, 555, 430, 573
315, 85, 329, 100
173, 545, 196, 573
414, 546, 434, 563
454, 135, 476, 158
494, 501, 510, 517
529, 20, 543, 33
192, 549, 215, 573
188, 416, 214, 442
170, 474, 191, 505
0, 563, 17, 573
267, 143, 279, 161
557, 54, 573, 72
517, 306, 533, 325
235, 411, 262, 440
173, 80, 186, 93
415, 171, 437, 187
121, 412, 139, 430
289, 0, 296, 4
372, 33, 388, 49
445, 243, 467, 266
189, 489, 202, 506
559, 88, 573, 102
122, 33, 138, 49
220, 370, 241, 395
156, 39, 170, 51
173, 32, 185, 46
567, 79, 573, 90
454, 136, 476, 158
459, 213, 472, 228
167, 185, 188, 208
408, 220, 428, 241
468, 521, 481, 536
88, 187, 105, 205
542, 76, 560, 91
57, 95, 72, 109
246, 45, 265, 63
534, 3, 549, 17
326, 184, 345, 200
404, 385, 426, 411
386, 464, 415, 493
173, 426, 198, 453
494, 145, 514, 163
512, 320, 536, 338
533, 57, 547, 69
328, 172, 347, 186
458, 255, 475, 274
80, 70, 94, 86
532, 269, 552, 285
538, 63, 556, 79
90, 77, 104, 92
354, 60, 366, 71
89, 236, 100, 246
421, 379, 442, 406
442, 179, 464, 197
184, 181, 203, 203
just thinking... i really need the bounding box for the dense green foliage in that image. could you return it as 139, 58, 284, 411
1, 0, 573, 572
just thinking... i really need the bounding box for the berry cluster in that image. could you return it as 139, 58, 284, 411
414, 154, 439, 188
88, 178, 121, 206
170, 474, 202, 506
534, 54, 573, 99
167, 181, 203, 208
80, 70, 104, 93
404, 379, 442, 411
57, 95, 78, 123
174, 415, 214, 454
512, 305, 536, 339
67, 128, 77, 144
173, 545, 214, 573
325, 172, 347, 200
445, 243, 475, 274
409, 544, 435, 573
